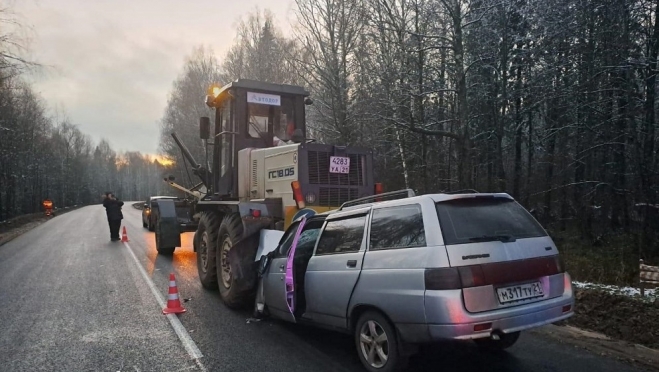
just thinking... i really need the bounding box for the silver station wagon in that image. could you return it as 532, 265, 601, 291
254, 190, 575, 372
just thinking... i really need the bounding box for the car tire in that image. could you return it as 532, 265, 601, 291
154, 229, 175, 255
474, 331, 520, 351
355, 311, 408, 372
193, 230, 200, 253
216, 213, 248, 309
156, 245, 175, 255
148, 219, 155, 232
196, 212, 220, 290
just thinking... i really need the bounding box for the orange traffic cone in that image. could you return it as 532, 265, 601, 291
162, 273, 186, 315
121, 226, 128, 242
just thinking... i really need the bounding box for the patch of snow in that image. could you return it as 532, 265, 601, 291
573, 281, 657, 302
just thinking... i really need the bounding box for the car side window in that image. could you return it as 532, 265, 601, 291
276, 220, 325, 257
293, 220, 324, 257
276, 221, 300, 257
315, 215, 367, 255
369, 204, 426, 251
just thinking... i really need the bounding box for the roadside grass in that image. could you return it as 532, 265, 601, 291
547, 228, 659, 350
550, 229, 645, 287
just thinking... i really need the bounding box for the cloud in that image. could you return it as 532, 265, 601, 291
15, 0, 295, 154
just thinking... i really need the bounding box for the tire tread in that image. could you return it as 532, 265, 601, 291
217, 213, 248, 308
197, 211, 221, 289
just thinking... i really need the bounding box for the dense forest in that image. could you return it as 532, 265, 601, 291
0, 6, 172, 220
160, 0, 659, 284
2, 1, 658, 283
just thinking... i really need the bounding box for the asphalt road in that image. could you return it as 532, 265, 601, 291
0, 204, 651, 372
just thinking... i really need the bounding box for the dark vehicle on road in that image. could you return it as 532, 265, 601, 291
142, 196, 196, 232
143, 196, 176, 231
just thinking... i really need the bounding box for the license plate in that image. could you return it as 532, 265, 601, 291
496, 282, 544, 304
329, 156, 350, 174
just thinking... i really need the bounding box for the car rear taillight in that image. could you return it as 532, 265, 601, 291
426, 256, 564, 291
424, 268, 461, 290
458, 265, 486, 287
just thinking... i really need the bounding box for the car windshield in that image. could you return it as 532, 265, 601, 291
435, 197, 547, 245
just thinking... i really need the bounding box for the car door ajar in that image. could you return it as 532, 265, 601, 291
304, 211, 369, 329
263, 220, 304, 322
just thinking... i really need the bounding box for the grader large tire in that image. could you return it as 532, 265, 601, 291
216, 213, 247, 308
193, 229, 201, 253
196, 212, 221, 290
154, 231, 175, 255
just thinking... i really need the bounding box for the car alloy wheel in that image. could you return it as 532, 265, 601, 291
359, 320, 389, 368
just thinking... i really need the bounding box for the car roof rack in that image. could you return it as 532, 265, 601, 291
442, 189, 479, 194
338, 189, 416, 211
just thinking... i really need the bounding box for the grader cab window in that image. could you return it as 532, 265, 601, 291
276, 96, 296, 143
220, 102, 232, 178
246, 93, 297, 146
247, 102, 272, 139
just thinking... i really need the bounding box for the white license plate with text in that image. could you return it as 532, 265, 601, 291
329, 156, 350, 174
496, 282, 544, 304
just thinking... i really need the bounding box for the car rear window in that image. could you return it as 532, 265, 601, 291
435, 197, 547, 245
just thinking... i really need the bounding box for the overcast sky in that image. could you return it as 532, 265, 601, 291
15, 0, 294, 156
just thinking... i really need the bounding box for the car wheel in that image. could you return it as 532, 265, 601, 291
148, 219, 155, 232
157, 247, 175, 255
155, 232, 175, 255
193, 230, 200, 253
143, 219, 148, 228
355, 311, 408, 372
474, 331, 520, 351
196, 212, 220, 290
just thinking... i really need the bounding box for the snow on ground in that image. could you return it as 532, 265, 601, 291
573, 281, 657, 302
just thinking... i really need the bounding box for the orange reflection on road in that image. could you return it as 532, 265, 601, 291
143, 230, 197, 278
172, 232, 197, 278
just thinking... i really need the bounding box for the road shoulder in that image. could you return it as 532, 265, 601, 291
532, 324, 659, 371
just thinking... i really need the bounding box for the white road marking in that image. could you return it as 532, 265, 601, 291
122, 242, 205, 369
195, 359, 207, 372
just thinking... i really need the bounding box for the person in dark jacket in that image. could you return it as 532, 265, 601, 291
102, 192, 124, 241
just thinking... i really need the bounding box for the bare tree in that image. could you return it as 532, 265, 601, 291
293, 0, 368, 145
159, 46, 223, 188
222, 9, 301, 85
